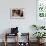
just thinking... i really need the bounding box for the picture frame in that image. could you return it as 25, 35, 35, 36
36, 0, 46, 19
36, 0, 46, 26
10, 8, 24, 19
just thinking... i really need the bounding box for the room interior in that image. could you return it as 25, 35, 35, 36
0, 0, 46, 46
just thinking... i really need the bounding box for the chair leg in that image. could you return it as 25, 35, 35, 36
4, 33, 7, 46
4, 41, 7, 46
16, 34, 18, 46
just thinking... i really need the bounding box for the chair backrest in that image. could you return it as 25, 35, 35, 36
11, 27, 18, 34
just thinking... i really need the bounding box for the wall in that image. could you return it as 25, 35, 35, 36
0, 0, 36, 42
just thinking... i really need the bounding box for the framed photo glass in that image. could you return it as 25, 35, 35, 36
36, 0, 46, 28
37, 0, 46, 19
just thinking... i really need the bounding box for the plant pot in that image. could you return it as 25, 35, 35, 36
40, 38, 45, 43
37, 39, 40, 46
37, 39, 45, 44
37, 39, 40, 43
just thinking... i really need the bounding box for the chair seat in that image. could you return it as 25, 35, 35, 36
6, 33, 17, 36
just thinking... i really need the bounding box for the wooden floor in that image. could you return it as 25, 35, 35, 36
0, 42, 46, 46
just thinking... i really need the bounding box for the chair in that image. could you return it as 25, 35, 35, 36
4, 27, 19, 46
18, 33, 30, 46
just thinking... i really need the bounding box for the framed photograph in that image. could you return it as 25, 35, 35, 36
36, 0, 46, 26
37, 0, 46, 19
10, 8, 24, 19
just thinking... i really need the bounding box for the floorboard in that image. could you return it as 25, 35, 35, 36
0, 42, 46, 46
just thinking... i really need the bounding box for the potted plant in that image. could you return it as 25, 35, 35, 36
33, 32, 46, 43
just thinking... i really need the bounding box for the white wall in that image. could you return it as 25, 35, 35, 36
0, 0, 36, 42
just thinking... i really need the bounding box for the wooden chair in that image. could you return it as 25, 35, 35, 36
4, 33, 18, 46
18, 33, 30, 46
